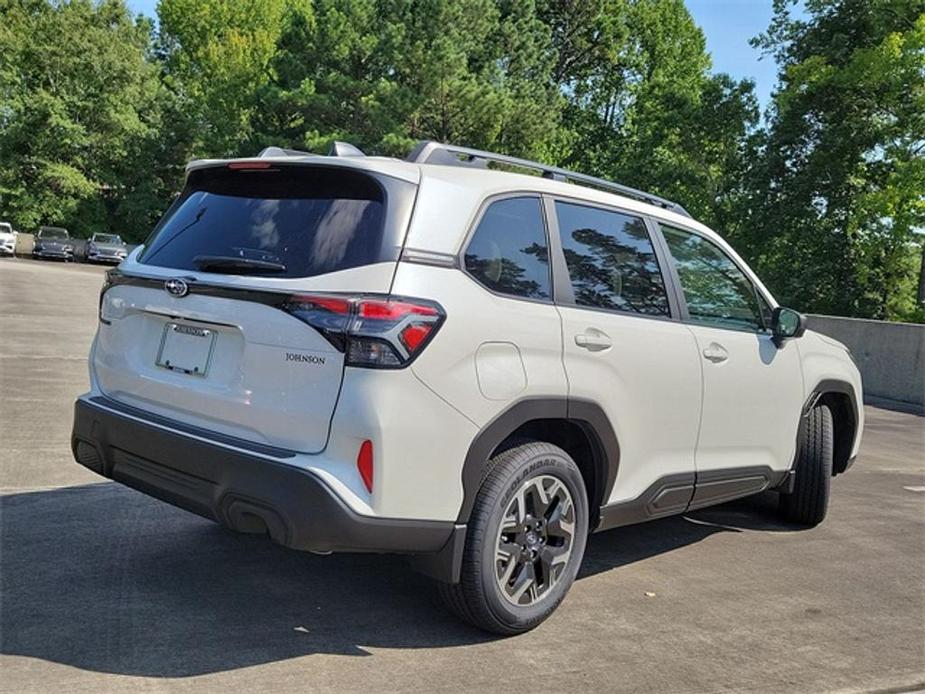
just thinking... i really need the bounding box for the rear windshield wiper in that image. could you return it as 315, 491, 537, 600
192, 255, 287, 274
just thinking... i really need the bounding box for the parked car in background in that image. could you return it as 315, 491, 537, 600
0, 222, 16, 256
32, 227, 74, 261
87, 233, 128, 264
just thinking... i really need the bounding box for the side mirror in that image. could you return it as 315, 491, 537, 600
771, 306, 806, 345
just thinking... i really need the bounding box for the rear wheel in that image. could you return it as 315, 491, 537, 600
438, 441, 588, 635
780, 403, 833, 526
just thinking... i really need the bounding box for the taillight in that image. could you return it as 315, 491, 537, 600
98, 270, 116, 323
282, 294, 445, 369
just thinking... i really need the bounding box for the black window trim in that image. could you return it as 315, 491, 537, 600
543, 193, 682, 322
457, 191, 555, 306
652, 219, 776, 336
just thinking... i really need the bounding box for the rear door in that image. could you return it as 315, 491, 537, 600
658, 223, 804, 502
95, 162, 417, 453
551, 199, 702, 511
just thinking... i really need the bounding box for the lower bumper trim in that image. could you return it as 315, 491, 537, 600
71, 397, 455, 555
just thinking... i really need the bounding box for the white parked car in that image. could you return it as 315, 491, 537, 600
0, 222, 16, 256
72, 142, 863, 634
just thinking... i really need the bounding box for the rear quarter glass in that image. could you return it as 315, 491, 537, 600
138, 165, 412, 278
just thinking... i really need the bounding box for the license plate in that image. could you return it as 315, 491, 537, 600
155, 322, 216, 376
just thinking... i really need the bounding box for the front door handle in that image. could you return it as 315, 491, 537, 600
575, 329, 612, 351
702, 342, 729, 363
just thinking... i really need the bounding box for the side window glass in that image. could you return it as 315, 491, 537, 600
464, 197, 550, 300
660, 225, 763, 332
555, 201, 670, 316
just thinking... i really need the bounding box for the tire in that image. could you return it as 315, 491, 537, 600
438, 441, 588, 635
779, 403, 833, 526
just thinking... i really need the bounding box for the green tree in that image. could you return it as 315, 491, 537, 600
157, 0, 313, 156
747, 0, 925, 320
548, 0, 760, 227
249, 0, 407, 154
383, 0, 562, 157
251, 0, 563, 159
3, 0, 920, 324
0, 0, 164, 238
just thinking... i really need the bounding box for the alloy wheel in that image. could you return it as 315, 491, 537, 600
494, 474, 576, 606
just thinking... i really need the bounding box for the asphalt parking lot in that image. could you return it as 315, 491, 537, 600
1, 257, 923, 694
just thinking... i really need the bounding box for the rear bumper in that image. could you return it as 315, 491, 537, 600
71, 396, 456, 556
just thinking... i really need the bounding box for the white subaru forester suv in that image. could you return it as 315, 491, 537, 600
73, 141, 863, 634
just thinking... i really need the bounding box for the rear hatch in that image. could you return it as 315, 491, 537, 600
94, 161, 418, 453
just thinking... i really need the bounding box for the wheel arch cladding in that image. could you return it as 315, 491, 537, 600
807, 379, 859, 476
455, 398, 619, 526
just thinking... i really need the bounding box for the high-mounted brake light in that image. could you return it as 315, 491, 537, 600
227, 161, 274, 170
282, 294, 445, 369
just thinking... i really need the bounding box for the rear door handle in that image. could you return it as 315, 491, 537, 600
575, 329, 612, 351
702, 342, 729, 363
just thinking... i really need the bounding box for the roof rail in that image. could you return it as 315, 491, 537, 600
406, 141, 690, 217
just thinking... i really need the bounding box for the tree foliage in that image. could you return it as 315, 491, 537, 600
157, 0, 313, 156
250, 0, 563, 159
0, 0, 922, 321
542, 0, 759, 227
746, 0, 925, 320
0, 0, 163, 233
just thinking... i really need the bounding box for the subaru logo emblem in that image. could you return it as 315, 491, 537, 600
165, 278, 189, 298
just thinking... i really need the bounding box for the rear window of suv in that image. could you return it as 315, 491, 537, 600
139, 165, 389, 278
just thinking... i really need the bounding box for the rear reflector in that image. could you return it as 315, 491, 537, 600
282, 294, 445, 369
357, 440, 374, 493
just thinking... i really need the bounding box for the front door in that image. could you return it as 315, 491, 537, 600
659, 224, 805, 506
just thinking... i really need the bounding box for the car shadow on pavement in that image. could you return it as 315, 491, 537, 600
1, 482, 799, 677
579, 490, 798, 579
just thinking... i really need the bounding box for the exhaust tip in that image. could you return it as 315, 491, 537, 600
223, 498, 289, 545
